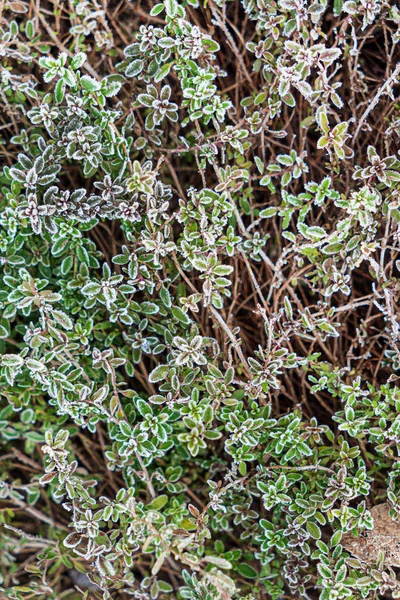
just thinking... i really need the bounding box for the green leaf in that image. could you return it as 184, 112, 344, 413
0, 322, 9, 338
204, 430, 222, 440
203, 38, 220, 53
321, 242, 344, 255
25, 19, 35, 40
1, 354, 24, 367
51, 309, 73, 330
148, 495, 168, 510
112, 254, 130, 265
25, 431, 45, 442
126, 60, 144, 78
164, 0, 178, 17
330, 530, 342, 546
60, 255, 73, 276
71, 52, 87, 70
203, 556, 232, 569
304, 226, 326, 241
150, 4, 165, 15
171, 306, 191, 325
237, 563, 257, 578
259, 207, 278, 218
154, 63, 172, 83
54, 79, 65, 104
306, 521, 321, 540
149, 365, 170, 383
80, 75, 101, 92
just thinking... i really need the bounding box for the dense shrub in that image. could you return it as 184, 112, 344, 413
1, 0, 400, 598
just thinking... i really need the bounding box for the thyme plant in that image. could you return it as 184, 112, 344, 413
1, 0, 400, 599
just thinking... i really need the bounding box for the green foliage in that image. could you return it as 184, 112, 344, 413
1, 1, 400, 599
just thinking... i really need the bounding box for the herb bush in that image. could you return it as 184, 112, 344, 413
1, 0, 400, 598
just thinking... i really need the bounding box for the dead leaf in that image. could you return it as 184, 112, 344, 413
7, 2, 28, 13
342, 503, 400, 566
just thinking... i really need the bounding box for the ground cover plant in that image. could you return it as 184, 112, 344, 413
1, 0, 400, 598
